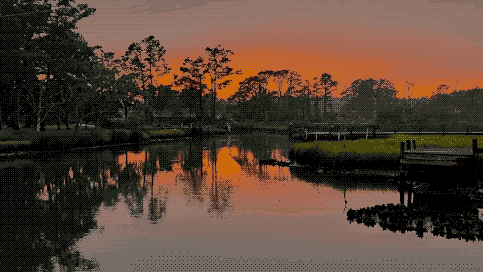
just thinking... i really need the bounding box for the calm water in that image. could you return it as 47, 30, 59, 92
2, 135, 483, 271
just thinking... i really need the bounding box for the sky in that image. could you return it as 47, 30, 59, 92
75, 0, 483, 99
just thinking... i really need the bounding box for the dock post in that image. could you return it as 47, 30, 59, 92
400, 142, 405, 159
366, 128, 369, 139
399, 180, 405, 205
407, 181, 413, 207
473, 139, 478, 157
411, 140, 416, 149
372, 126, 376, 138
406, 140, 411, 150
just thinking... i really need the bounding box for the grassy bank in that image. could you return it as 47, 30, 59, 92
229, 122, 288, 134
0, 123, 236, 156
0, 127, 190, 155
290, 134, 483, 170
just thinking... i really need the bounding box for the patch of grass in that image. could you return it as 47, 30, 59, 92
387, 134, 483, 148
148, 129, 186, 138
291, 134, 483, 161
0, 141, 31, 152
44, 124, 79, 130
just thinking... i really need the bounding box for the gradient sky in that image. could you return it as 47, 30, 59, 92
75, 0, 483, 99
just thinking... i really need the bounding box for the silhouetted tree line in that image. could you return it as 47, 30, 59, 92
2, 0, 481, 131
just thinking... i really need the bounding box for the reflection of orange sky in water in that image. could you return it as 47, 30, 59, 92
116, 151, 149, 170
112, 145, 399, 220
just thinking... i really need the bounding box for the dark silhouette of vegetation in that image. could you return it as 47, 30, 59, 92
174, 56, 210, 121
341, 78, 397, 122
2, 0, 483, 141
347, 200, 483, 241
205, 46, 243, 120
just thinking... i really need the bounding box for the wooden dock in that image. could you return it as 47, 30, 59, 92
400, 139, 482, 167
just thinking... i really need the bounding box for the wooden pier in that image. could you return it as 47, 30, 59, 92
298, 122, 483, 142
400, 139, 482, 167
305, 125, 379, 141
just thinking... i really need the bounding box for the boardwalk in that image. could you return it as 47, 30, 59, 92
400, 139, 481, 167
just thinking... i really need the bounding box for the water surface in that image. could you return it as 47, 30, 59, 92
2, 135, 482, 271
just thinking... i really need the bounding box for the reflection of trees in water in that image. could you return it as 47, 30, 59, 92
0, 140, 192, 270
347, 202, 483, 241
229, 135, 293, 180
152, 144, 180, 172
180, 138, 206, 205
0, 162, 101, 271
117, 162, 145, 217
207, 139, 234, 218
234, 135, 291, 162
148, 186, 169, 224
140, 146, 170, 223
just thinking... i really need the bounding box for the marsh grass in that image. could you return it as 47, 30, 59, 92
291, 134, 483, 165
148, 128, 185, 138
0, 127, 190, 153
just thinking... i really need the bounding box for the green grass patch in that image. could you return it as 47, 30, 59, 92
291, 133, 483, 161
0, 141, 31, 151
44, 124, 79, 130
148, 129, 186, 138
387, 134, 483, 148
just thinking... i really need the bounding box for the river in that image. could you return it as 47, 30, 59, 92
2, 134, 482, 271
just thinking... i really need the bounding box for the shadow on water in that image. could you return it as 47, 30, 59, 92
343, 168, 483, 241
347, 200, 483, 241
0, 142, 183, 270
0, 135, 242, 270
291, 158, 483, 242
11, 134, 483, 270
290, 167, 399, 191
0, 157, 102, 271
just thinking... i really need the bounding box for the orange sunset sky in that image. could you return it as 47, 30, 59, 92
75, 0, 483, 99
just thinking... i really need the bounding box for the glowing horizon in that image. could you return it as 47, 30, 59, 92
75, 0, 483, 100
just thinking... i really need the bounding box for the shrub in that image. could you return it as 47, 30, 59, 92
96, 129, 112, 145
31, 132, 63, 150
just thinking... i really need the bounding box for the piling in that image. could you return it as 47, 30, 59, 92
406, 140, 411, 150
400, 142, 405, 159
473, 139, 478, 157
399, 181, 405, 205
407, 181, 413, 207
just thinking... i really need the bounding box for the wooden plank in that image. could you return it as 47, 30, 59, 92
400, 159, 459, 166
404, 155, 469, 161
405, 148, 474, 156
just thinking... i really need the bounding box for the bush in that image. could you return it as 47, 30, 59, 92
31, 132, 65, 150
96, 129, 112, 145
